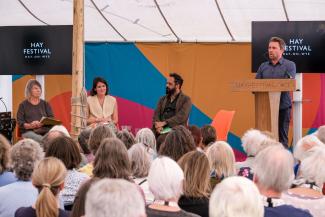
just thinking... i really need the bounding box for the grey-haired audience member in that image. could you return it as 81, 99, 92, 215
135, 128, 157, 159
253, 146, 312, 217
0, 139, 43, 217
146, 156, 199, 217
210, 176, 264, 217
128, 143, 154, 204
85, 178, 146, 217
282, 147, 325, 217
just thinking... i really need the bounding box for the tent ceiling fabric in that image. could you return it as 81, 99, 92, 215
1, 0, 325, 42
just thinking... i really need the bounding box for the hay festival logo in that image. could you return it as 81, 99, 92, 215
284, 38, 312, 56
23, 42, 52, 59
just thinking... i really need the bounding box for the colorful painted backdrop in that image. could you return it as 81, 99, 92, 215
12, 43, 325, 160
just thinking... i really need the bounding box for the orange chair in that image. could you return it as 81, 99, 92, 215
211, 110, 235, 141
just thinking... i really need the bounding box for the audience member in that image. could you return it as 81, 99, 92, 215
117, 129, 136, 149
79, 124, 115, 176
146, 156, 199, 217
200, 125, 216, 151
253, 146, 312, 217
313, 125, 325, 144
159, 125, 196, 161
70, 178, 100, 217
93, 138, 132, 181
206, 141, 236, 189
129, 143, 154, 204
40, 130, 66, 152
15, 157, 69, 217
135, 128, 157, 160
85, 178, 146, 217
45, 136, 89, 210
0, 134, 16, 187
282, 147, 325, 217
0, 139, 43, 217
188, 125, 202, 150
178, 151, 210, 217
209, 176, 264, 217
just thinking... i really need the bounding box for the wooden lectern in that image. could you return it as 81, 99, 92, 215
231, 79, 296, 140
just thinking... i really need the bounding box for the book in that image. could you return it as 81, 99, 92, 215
40, 117, 62, 126
160, 126, 172, 134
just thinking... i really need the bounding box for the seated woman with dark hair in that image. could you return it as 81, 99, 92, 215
116, 129, 135, 149
178, 151, 211, 217
87, 77, 118, 131
45, 136, 89, 210
17, 79, 54, 143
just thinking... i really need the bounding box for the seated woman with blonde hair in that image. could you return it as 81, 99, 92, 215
87, 77, 118, 131
15, 157, 69, 217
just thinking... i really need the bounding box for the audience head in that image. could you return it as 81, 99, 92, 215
11, 139, 43, 181
210, 176, 264, 217
89, 124, 115, 155
116, 129, 135, 149
206, 141, 236, 179
93, 138, 131, 180
70, 177, 100, 217
135, 128, 157, 153
25, 79, 42, 99
241, 129, 269, 157
159, 125, 196, 161
300, 147, 325, 188
128, 143, 151, 178
85, 178, 146, 217
201, 125, 216, 147
315, 125, 325, 144
254, 146, 294, 193
90, 77, 108, 96
41, 130, 66, 152
188, 125, 202, 148
148, 156, 184, 201
45, 136, 82, 170
78, 128, 92, 155
294, 134, 324, 161
0, 134, 11, 174
32, 157, 67, 217
178, 151, 211, 197
49, 125, 70, 137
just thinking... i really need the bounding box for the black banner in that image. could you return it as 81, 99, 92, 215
252, 21, 325, 73
0, 25, 72, 75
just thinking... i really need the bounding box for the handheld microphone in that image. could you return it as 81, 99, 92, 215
285, 70, 293, 79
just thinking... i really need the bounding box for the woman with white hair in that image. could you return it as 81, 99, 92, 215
282, 147, 325, 217
17, 79, 55, 142
209, 176, 264, 217
135, 128, 157, 160
206, 141, 236, 189
128, 143, 154, 204
146, 156, 199, 217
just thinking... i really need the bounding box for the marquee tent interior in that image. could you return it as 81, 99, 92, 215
1, 0, 325, 159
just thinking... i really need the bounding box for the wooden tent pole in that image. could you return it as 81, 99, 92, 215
71, 0, 84, 139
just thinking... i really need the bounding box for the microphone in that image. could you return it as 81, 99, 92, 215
0, 97, 8, 113
285, 70, 293, 79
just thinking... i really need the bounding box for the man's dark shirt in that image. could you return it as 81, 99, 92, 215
161, 94, 180, 121
255, 57, 296, 110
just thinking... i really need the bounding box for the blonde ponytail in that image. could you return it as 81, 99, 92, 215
32, 157, 67, 217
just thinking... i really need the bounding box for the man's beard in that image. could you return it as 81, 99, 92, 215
166, 87, 176, 96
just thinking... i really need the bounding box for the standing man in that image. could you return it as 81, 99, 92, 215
256, 37, 296, 148
153, 73, 192, 136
